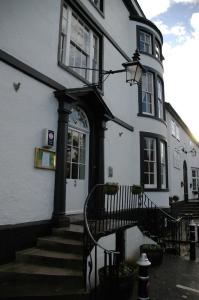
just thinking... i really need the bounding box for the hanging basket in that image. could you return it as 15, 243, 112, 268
104, 183, 119, 195
130, 185, 143, 195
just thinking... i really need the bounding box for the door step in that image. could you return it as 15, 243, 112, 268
0, 224, 88, 299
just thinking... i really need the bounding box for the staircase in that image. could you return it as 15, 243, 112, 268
0, 223, 89, 299
172, 201, 199, 218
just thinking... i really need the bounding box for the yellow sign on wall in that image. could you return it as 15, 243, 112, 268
34, 148, 56, 170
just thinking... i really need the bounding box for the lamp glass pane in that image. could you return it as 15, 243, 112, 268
126, 63, 142, 83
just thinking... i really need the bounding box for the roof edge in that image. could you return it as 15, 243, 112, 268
165, 102, 199, 146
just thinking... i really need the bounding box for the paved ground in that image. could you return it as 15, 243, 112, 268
131, 246, 199, 300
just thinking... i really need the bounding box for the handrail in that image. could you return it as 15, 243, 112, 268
83, 184, 187, 297
84, 183, 119, 255
142, 192, 178, 221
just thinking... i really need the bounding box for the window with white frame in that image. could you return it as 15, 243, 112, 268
157, 78, 164, 119
173, 150, 181, 169
143, 137, 157, 188
192, 168, 199, 191
139, 31, 152, 54
141, 134, 168, 190
141, 72, 154, 115
160, 141, 166, 188
60, 5, 99, 83
171, 120, 180, 140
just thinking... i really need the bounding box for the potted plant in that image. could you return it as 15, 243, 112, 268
98, 262, 137, 299
104, 182, 119, 195
169, 195, 179, 206
130, 184, 143, 195
140, 244, 163, 266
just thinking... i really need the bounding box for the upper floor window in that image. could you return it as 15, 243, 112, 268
141, 133, 168, 190
139, 31, 152, 54
60, 5, 100, 83
139, 70, 165, 121
173, 150, 181, 169
157, 78, 164, 119
141, 72, 154, 115
137, 26, 163, 62
171, 120, 180, 140
192, 168, 199, 192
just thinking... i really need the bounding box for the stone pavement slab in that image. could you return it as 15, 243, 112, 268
131, 252, 199, 300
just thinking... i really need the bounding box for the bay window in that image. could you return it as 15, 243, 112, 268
160, 141, 166, 188
141, 72, 154, 115
139, 31, 152, 54
143, 137, 157, 188
141, 133, 168, 190
157, 78, 164, 119
60, 5, 100, 83
139, 69, 165, 121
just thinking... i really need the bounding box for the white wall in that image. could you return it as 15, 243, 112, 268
0, 62, 57, 225
166, 109, 199, 201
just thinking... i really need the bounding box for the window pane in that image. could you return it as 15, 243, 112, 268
68, 130, 72, 145
73, 131, 79, 147
67, 146, 71, 162
72, 163, 78, 179
79, 133, 86, 148
79, 149, 85, 164
66, 162, 71, 178
79, 164, 85, 179
139, 31, 152, 54
72, 148, 79, 163
142, 72, 154, 115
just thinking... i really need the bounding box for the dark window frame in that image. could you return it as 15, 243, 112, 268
137, 25, 163, 63
140, 132, 169, 191
58, 0, 104, 89
138, 66, 166, 122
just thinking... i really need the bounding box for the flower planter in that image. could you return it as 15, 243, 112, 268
104, 183, 119, 195
140, 244, 163, 266
98, 263, 137, 300
130, 185, 143, 195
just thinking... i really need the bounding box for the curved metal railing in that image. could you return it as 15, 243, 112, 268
83, 184, 186, 298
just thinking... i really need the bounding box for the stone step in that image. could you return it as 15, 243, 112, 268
37, 236, 83, 254
0, 279, 89, 299
52, 224, 84, 240
0, 262, 84, 288
16, 248, 83, 270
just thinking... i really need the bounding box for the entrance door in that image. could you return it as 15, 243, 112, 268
183, 160, 188, 201
66, 107, 90, 214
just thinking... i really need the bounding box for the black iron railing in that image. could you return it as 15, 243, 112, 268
83, 184, 187, 299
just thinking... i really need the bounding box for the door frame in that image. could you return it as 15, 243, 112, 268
183, 160, 188, 202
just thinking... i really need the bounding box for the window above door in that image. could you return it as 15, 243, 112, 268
59, 4, 102, 85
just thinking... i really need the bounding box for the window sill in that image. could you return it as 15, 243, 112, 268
139, 50, 163, 66
137, 113, 167, 126
88, 0, 105, 18
144, 188, 169, 192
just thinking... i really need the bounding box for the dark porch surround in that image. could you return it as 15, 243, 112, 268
53, 86, 113, 226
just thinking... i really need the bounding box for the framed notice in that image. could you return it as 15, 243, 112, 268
34, 148, 56, 170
